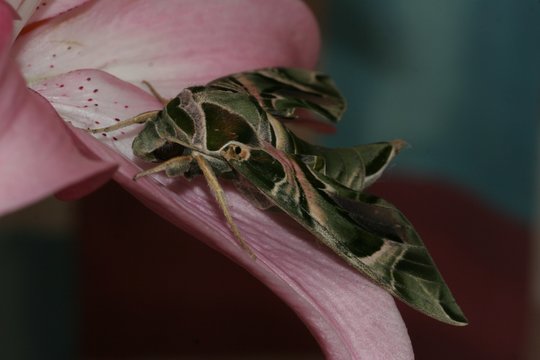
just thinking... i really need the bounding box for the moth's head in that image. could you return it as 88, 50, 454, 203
221, 142, 251, 162
132, 112, 186, 162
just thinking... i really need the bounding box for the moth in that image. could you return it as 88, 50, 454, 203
90, 67, 467, 326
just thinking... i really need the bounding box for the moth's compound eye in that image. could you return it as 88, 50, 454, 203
221, 143, 250, 161
152, 142, 185, 161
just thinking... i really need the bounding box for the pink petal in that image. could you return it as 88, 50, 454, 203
27, 0, 92, 24
0, 2, 115, 216
14, 0, 319, 97
37, 67, 413, 359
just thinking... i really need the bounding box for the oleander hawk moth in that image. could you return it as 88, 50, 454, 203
90, 67, 467, 326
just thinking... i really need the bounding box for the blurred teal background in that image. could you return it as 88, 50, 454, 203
319, 0, 540, 222
1, 0, 539, 359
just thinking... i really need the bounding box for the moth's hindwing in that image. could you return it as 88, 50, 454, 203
207, 67, 346, 122
221, 141, 467, 326
289, 134, 407, 193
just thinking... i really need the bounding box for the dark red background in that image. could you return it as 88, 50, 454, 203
80, 176, 530, 359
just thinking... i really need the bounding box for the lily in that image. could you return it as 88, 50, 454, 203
1, 0, 413, 358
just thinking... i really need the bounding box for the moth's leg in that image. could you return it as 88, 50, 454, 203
193, 154, 256, 259
142, 80, 170, 106
88, 110, 159, 134
133, 155, 193, 180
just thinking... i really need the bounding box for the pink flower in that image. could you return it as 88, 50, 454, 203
1, 0, 413, 358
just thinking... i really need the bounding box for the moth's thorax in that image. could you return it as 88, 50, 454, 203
132, 86, 279, 177
189, 86, 275, 151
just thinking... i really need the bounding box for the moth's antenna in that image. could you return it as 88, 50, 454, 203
142, 80, 169, 105
88, 110, 159, 134
193, 153, 256, 259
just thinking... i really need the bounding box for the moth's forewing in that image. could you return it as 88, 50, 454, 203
316, 176, 468, 326
222, 141, 467, 326
207, 67, 346, 123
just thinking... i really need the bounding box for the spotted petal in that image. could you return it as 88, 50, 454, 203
28, 0, 93, 24
0, 1, 115, 216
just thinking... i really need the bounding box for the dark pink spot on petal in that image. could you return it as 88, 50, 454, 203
49, 64, 54, 68
94, 104, 98, 107
113, 137, 118, 141
124, 105, 129, 108
93, 89, 98, 93
59, 84, 64, 88
87, 98, 93, 102
114, 118, 120, 122
78, 86, 84, 90
95, 121, 101, 124
83, 105, 88, 108
67, 46, 72, 50
86, 77, 91, 81
102, 133, 107, 137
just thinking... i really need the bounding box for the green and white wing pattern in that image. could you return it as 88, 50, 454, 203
221, 141, 467, 326
109, 65, 467, 326
207, 67, 346, 122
